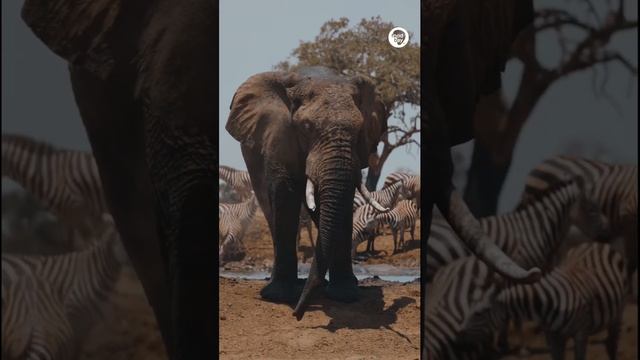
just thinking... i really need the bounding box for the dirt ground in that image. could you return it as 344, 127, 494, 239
222, 209, 421, 272
498, 301, 638, 360
218, 209, 421, 359
219, 277, 420, 360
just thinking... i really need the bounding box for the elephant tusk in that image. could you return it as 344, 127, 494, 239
357, 183, 390, 213
305, 179, 316, 212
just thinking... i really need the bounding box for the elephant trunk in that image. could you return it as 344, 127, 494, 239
294, 142, 354, 320
442, 190, 541, 283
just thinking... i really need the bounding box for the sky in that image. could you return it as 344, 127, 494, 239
219, 0, 421, 188
2, 0, 637, 211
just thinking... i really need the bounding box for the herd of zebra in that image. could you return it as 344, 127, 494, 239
2, 132, 637, 359
424, 156, 637, 360
218, 165, 421, 264
2, 134, 125, 359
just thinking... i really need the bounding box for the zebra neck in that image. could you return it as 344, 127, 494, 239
64, 240, 121, 309
2, 139, 55, 199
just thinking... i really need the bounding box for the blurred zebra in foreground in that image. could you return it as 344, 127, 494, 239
374, 199, 418, 254
219, 165, 253, 200
2, 225, 121, 359
425, 178, 608, 281
423, 179, 610, 358
462, 242, 627, 360
521, 155, 638, 274
424, 256, 499, 359
219, 194, 258, 264
1, 134, 109, 249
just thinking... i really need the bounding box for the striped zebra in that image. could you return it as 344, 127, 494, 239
2, 134, 109, 248
520, 155, 637, 273
461, 242, 627, 360
2, 270, 73, 360
424, 256, 499, 359
353, 180, 408, 211
423, 179, 610, 358
219, 194, 258, 264
219, 165, 253, 200
382, 170, 416, 188
351, 204, 379, 259
374, 199, 418, 254
297, 205, 315, 251
425, 178, 608, 281
1, 224, 121, 359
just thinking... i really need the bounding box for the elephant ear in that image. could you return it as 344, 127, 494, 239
226, 72, 300, 151
352, 75, 389, 169
21, 0, 122, 79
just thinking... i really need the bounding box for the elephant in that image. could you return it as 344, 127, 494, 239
423, 0, 542, 284
225, 66, 390, 320
20, 0, 216, 358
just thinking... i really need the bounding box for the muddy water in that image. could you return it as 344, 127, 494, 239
220, 263, 420, 283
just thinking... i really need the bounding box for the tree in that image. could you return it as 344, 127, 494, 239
275, 17, 420, 190
464, 0, 637, 216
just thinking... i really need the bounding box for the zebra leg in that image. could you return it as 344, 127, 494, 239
392, 227, 398, 254
605, 316, 622, 360
544, 331, 566, 360
573, 332, 588, 360
307, 221, 314, 248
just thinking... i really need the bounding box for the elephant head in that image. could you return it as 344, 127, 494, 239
423, 0, 542, 283
226, 66, 389, 320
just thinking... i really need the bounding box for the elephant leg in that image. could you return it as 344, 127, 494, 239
241, 145, 304, 303
69, 67, 172, 355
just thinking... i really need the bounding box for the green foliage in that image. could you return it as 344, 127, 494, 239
275, 16, 420, 110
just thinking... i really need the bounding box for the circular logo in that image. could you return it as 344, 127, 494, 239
388, 27, 409, 48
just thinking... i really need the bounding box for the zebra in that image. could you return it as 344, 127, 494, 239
1, 224, 121, 359
382, 170, 416, 188
219, 165, 253, 200
520, 155, 637, 274
219, 194, 258, 264
297, 205, 315, 251
2, 270, 74, 360
424, 256, 499, 360
1, 134, 109, 249
351, 204, 379, 259
425, 178, 608, 281
461, 242, 627, 360
352, 179, 409, 211
374, 199, 418, 254
423, 179, 610, 358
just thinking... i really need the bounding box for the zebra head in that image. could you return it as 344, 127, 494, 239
459, 293, 507, 352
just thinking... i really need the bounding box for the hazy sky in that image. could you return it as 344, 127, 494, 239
219, 0, 421, 188
2, 1, 637, 211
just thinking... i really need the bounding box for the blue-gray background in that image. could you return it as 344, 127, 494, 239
2, 0, 637, 213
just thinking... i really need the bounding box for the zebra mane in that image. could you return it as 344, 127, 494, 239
2, 133, 59, 154
517, 176, 584, 210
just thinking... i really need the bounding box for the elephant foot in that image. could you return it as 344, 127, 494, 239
325, 277, 359, 303
260, 278, 307, 304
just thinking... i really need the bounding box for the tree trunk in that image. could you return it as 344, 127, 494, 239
365, 162, 382, 191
